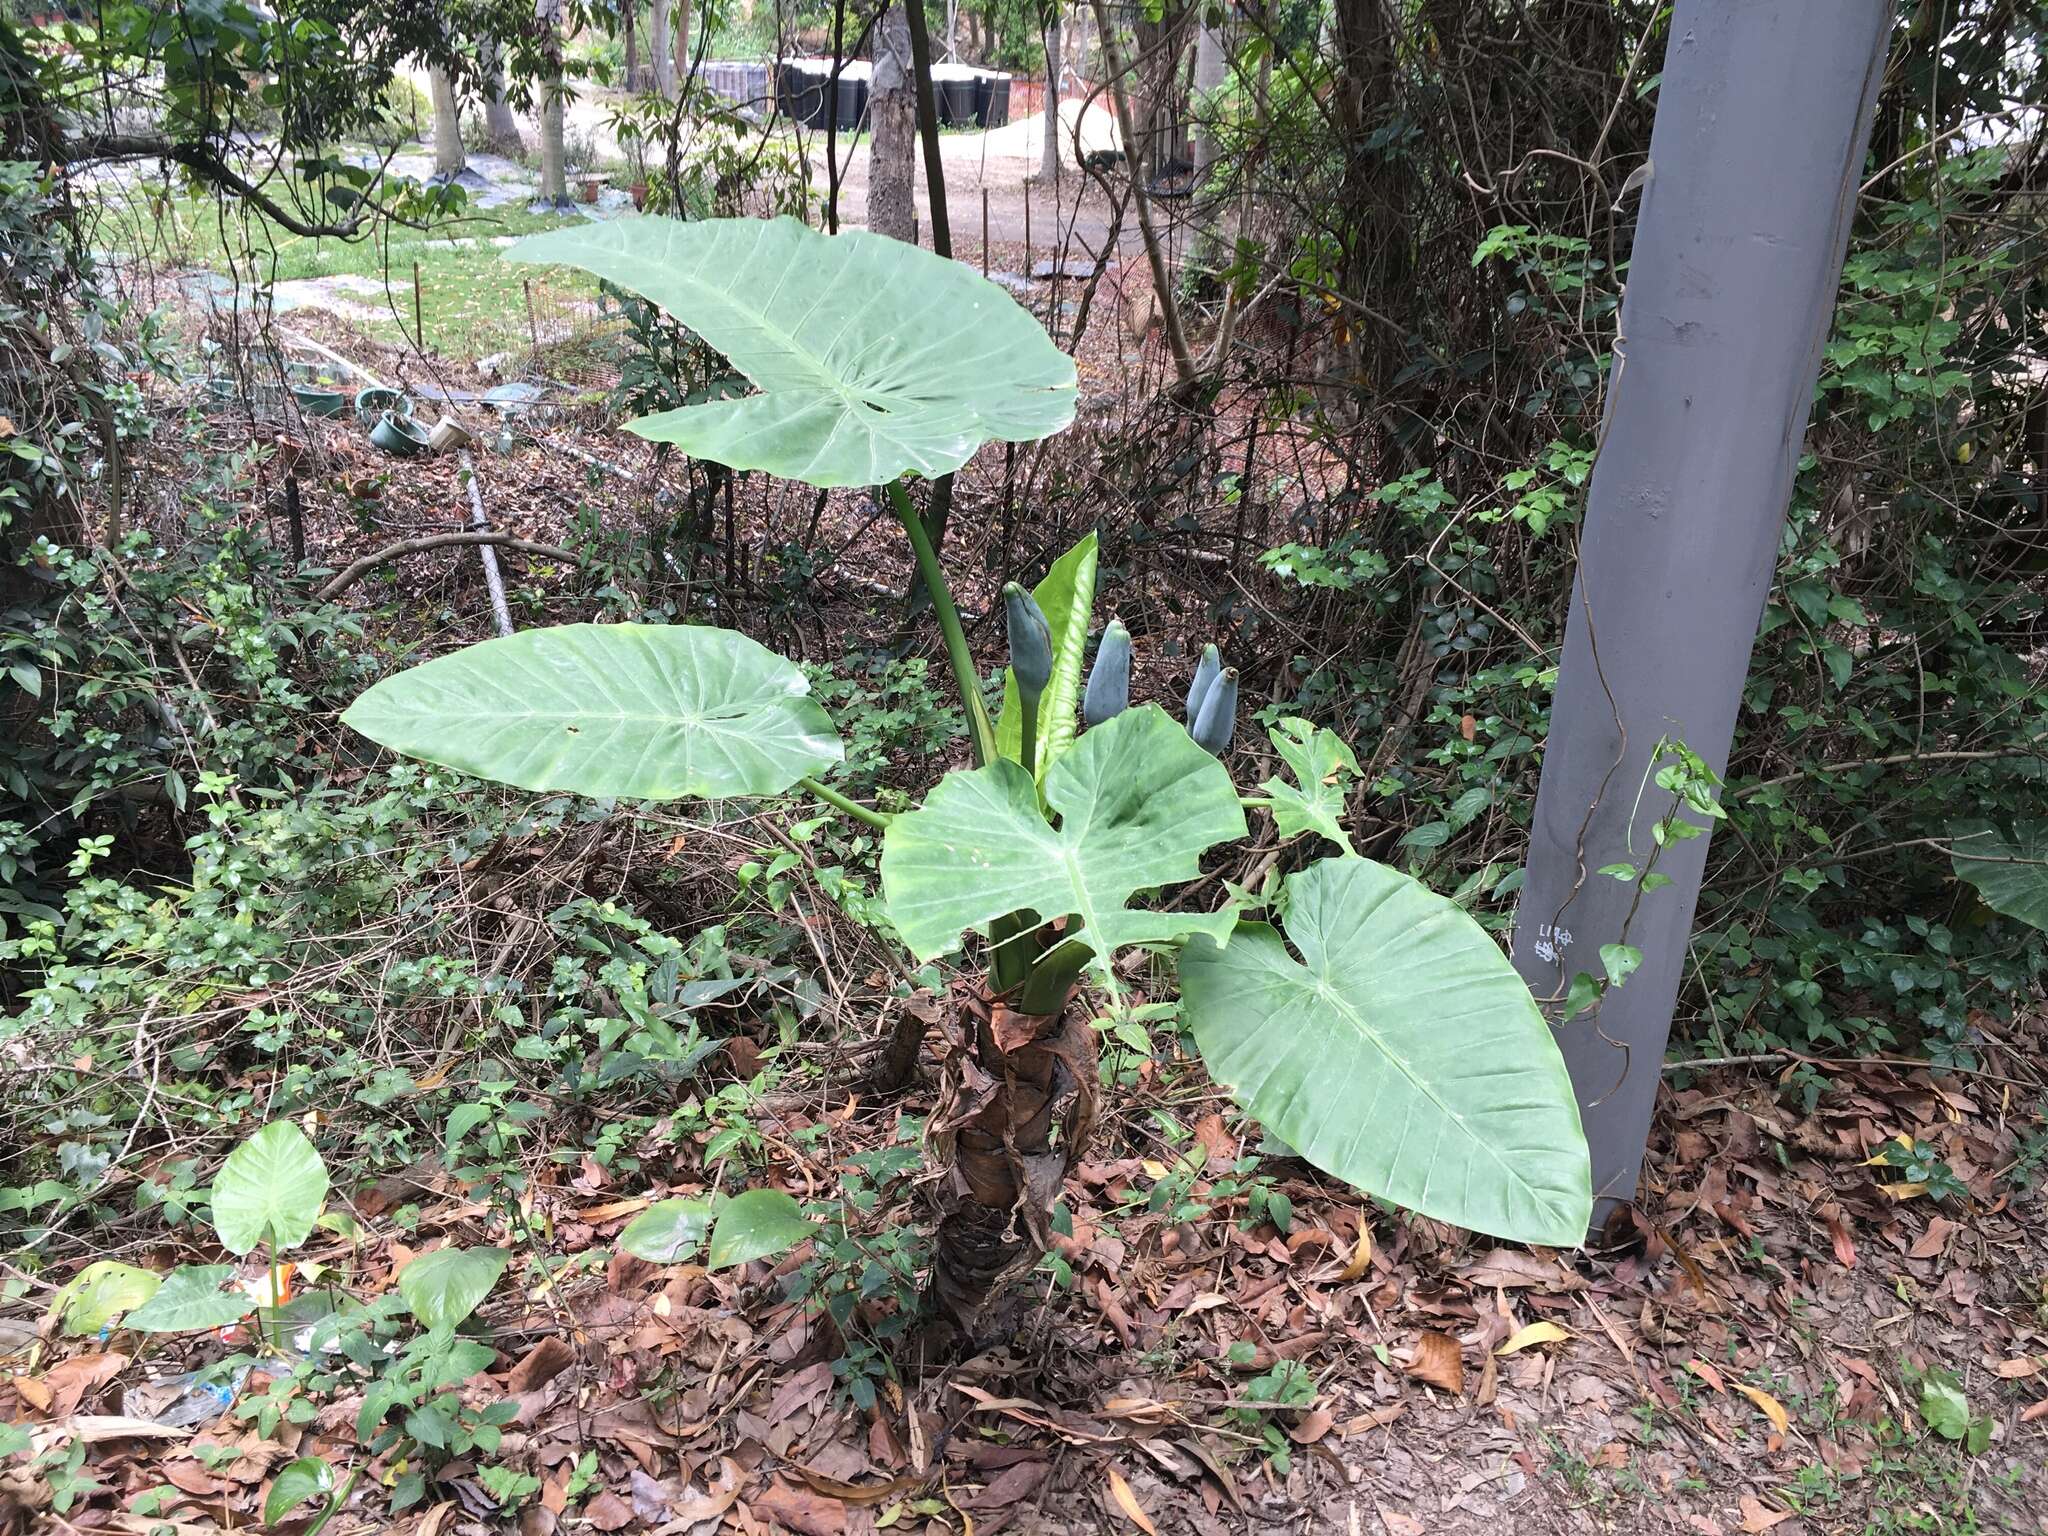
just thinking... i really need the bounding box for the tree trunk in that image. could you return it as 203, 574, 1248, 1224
1129, 1, 1191, 180
925, 978, 1096, 1337
537, 0, 571, 206
623, 1, 640, 92
650, 0, 676, 99
481, 38, 525, 155
428, 67, 466, 179
1191, 19, 1223, 179
1037, 8, 1061, 181
868, 2, 918, 241
672, 0, 695, 93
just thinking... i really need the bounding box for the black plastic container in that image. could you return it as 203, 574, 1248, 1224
834, 70, 869, 130
935, 71, 977, 127
974, 71, 1011, 127
777, 61, 830, 127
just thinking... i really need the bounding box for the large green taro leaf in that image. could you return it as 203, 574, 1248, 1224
211, 1121, 329, 1256
1182, 857, 1592, 1246
342, 624, 842, 801
507, 217, 1076, 488
881, 704, 1245, 969
994, 531, 1097, 779
1950, 820, 2048, 934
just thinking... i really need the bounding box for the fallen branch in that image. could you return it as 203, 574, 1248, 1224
315, 533, 581, 601
459, 451, 516, 638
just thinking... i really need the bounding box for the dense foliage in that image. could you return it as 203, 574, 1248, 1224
0, 9, 2044, 1522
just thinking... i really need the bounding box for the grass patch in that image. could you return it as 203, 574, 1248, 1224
96, 177, 607, 359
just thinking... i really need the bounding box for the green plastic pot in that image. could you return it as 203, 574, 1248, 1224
292, 384, 349, 418
369, 411, 431, 456
353, 385, 411, 422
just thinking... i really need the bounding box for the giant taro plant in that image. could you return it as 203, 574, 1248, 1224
343, 216, 1593, 1335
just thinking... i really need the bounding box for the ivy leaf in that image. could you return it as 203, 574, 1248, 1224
881, 705, 1247, 976
1599, 943, 1643, 988
1918, 1372, 1970, 1441
1561, 971, 1603, 1021
617, 1198, 714, 1264
707, 1189, 812, 1271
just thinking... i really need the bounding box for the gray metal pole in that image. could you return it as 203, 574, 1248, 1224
1511, 0, 1891, 1222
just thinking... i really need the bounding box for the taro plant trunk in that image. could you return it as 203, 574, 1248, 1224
342, 215, 1594, 1347
925, 978, 1095, 1329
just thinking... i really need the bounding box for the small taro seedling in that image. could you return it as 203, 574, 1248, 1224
342, 216, 1594, 1336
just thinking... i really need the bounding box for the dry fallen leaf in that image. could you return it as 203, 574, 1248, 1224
1461, 1248, 1584, 1290
1405, 1331, 1464, 1395
1287, 1407, 1334, 1444
1339, 1220, 1373, 1282
1687, 1358, 1729, 1393
751, 1478, 848, 1536
671, 1456, 744, 1524
1994, 1355, 2044, 1381
1338, 1402, 1406, 1436
1909, 1215, 1959, 1260
1107, 1466, 1158, 1534
1496, 1320, 1573, 1356
1732, 1382, 1790, 1435
1823, 1208, 1857, 1268
42, 1352, 128, 1418
580, 1491, 633, 1533
505, 1336, 576, 1395
1738, 1493, 1793, 1532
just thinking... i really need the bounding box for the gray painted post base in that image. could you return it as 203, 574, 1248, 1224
1511, 0, 1892, 1225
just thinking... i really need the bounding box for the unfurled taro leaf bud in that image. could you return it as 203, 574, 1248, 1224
1190, 666, 1239, 755
1185, 643, 1221, 726
1003, 582, 1053, 699
1083, 619, 1131, 727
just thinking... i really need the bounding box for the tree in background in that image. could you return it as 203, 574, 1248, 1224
480, 36, 528, 153
651, 0, 677, 99
536, 0, 573, 206
869, 3, 919, 240
429, 67, 469, 180
1037, 2, 1062, 181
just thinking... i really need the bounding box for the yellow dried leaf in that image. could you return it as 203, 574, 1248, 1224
1733, 1382, 1790, 1435
1340, 1220, 1373, 1282
1495, 1320, 1572, 1356
1106, 1467, 1157, 1534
